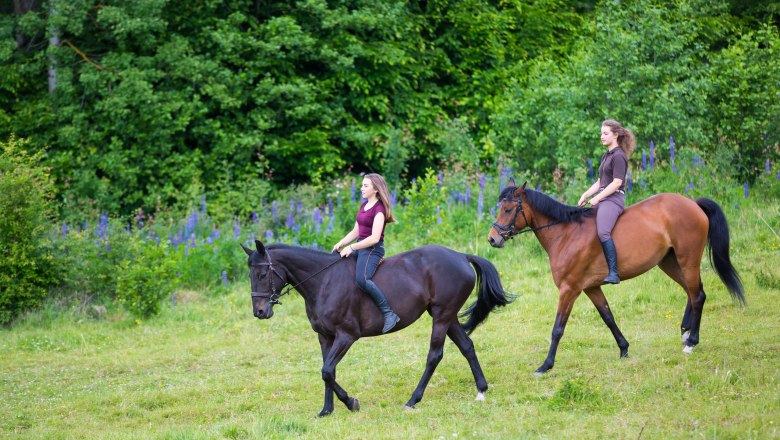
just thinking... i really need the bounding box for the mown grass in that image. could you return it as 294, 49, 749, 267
2, 205, 779, 439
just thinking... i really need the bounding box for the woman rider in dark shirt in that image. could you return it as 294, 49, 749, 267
578, 119, 636, 284
332, 173, 400, 333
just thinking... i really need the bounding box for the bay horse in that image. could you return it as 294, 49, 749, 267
242, 240, 513, 416
487, 181, 744, 375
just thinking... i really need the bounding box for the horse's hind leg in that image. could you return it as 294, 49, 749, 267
405, 316, 450, 408
319, 333, 359, 417
658, 252, 706, 353
584, 287, 629, 358
447, 322, 488, 401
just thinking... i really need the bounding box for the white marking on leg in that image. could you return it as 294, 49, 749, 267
475, 392, 485, 401
681, 330, 690, 344
682, 345, 694, 354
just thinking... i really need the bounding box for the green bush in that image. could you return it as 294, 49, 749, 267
116, 240, 179, 319
0, 136, 57, 325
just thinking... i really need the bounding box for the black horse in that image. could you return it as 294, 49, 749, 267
242, 240, 513, 416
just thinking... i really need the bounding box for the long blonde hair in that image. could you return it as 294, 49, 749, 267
602, 119, 636, 157
364, 173, 396, 223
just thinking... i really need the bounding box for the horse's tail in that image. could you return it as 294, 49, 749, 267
460, 254, 516, 334
696, 198, 746, 305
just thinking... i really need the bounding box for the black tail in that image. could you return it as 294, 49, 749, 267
696, 198, 746, 305
460, 254, 516, 334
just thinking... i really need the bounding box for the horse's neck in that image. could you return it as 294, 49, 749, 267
532, 211, 576, 257
274, 250, 329, 302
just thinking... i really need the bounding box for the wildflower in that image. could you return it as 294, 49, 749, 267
767, 159, 771, 174
465, 187, 471, 205
233, 219, 241, 240
286, 213, 295, 229
265, 230, 274, 241
390, 191, 396, 208
587, 158, 594, 181
61, 222, 68, 238
743, 183, 749, 199
272, 201, 279, 224
251, 211, 258, 225
222, 271, 228, 287
328, 197, 334, 216
641, 152, 647, 170
479, 174, 486, 191
649, 141, 655, 168
477, 191, 484, 216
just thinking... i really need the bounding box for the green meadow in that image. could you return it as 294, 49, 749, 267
2, 203, 778, 439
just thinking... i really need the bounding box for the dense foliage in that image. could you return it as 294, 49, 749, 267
3, 0, 776, 217
0, 136, 57, 325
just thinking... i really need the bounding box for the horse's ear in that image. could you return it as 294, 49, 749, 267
241, 243, 253, 256
521, 181, 527, 190
255, 239, 266, 256
508, 177, 516, 187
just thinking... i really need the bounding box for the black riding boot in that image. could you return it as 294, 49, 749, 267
362, 280, 400, 333
600, 238, 621, 284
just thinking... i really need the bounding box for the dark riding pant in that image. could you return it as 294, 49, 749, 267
595, 193, 625, 241
355, 240, 385, 296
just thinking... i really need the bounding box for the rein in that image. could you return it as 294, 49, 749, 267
491, 194, 566, 239
251, 251, 343, 305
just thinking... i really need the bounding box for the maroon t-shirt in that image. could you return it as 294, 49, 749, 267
356, 201, 387, 240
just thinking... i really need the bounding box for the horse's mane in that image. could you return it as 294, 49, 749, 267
500, 187, 593, 223
267, 242, 341, 261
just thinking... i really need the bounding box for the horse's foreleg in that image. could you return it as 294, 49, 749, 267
584, 287, 629, 358
406, 318, 450, 408
317, 334, 336, 417
319, 334, 359, 416
536, 289, 579, 375
447, 322, 488, 400
681, 299, 693, 344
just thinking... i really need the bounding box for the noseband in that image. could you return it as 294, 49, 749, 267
491, 193, 562, 239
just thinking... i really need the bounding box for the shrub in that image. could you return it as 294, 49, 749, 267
115, 240, 179, 318
0, 136, 57, 325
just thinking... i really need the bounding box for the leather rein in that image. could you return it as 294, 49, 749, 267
251, 251, 342, 305
491, 193, 562, 239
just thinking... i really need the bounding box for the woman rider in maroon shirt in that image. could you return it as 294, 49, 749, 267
332, 173, 400, 333
578, 119, 636, 284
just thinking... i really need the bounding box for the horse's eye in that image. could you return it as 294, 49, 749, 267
504, 208, 512, 213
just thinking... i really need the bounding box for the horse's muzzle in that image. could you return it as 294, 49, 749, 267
254, 308, 274, 319
487, 234, 506, 248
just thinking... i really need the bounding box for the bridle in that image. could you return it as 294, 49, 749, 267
491, 192, 562, 240
250, 250, 342, 305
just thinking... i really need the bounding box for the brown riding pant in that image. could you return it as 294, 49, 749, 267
595, 193, 625, 242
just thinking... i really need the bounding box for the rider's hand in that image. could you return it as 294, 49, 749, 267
339, 245, 353, 258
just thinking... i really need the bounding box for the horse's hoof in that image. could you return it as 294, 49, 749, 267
682, 345, 694, 354
533, 370, 545, 378
317, 410, 332, 418
403, 404, 417, 412
681, 330, 690, 344
620, 350, 629, 358
349, 397, 360, 412
475, 392, 486, 401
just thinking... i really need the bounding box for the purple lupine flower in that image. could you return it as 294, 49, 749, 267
776, 172, 780, 180
326, 217, 334, 233
190, 234, 197, 248
685, 181, 694, 194
221, 271, 228, 287
438, 170, 443, 184
206, 236, 213, 245
297, 202, 303, 213
250, 232, 255, 243
766, 159, 771, 174
436, 206, 442, 224
265, 230, 274, 241
669, 136, 676, 173
479, 174, 486, 191
627, 170, 633, 193
313, 207, 323, 226
272, 201, 279, 224
477, 191, 484, 216
390, 191, 396, 208
465, 187, 471, 205
693, 155, 702, 167
587, 158, 594, 181
233, 219, 241, 240
61, 222, 68, 238
106, 241, 111, 253
328, 197, 334, 216
649, 141, 655, 168
642, 152, 647, 170
286, 213, 295, 229
350, 182, 357, 202
490, 207, 496, 218
251, 211, 258, 225
743, 183, 749, 199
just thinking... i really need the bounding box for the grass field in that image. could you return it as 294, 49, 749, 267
2, 205, 779, 439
